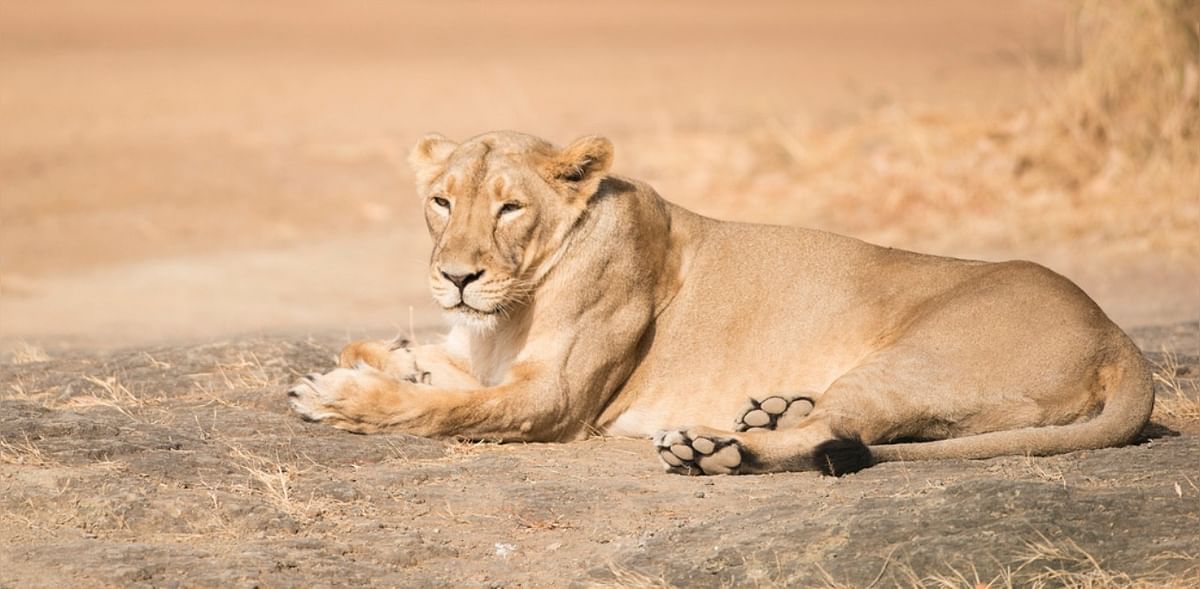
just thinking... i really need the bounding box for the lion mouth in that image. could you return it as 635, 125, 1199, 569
445, 301, 502, 332
450, 302, 496, 316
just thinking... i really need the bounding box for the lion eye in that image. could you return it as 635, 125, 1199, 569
498, 202, 524, 216
431, 196, 451, 211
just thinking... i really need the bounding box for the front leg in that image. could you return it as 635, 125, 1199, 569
292, 229, 664, 440
287, 364, 576, 439
337, 339, 479, 388
289, 366, 443, 434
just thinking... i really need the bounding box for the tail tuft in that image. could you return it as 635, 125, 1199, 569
813, 437, 873, 476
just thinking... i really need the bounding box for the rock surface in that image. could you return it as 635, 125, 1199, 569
1, 323, 1197, 587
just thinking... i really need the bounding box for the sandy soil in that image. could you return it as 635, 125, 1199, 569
2, 1, 1194, 349
10, 0, 1168, 349
1, 323, 1197, 587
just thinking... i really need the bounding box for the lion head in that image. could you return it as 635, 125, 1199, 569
407, 131, 613, 330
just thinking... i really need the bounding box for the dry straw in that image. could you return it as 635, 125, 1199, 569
654, 0, 1199, 264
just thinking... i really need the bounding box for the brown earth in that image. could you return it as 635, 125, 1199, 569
1, 322, 1198, 588
6, 0, 1195, 350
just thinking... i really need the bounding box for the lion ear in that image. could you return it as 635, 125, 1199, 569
547, 135, 613, 197
408, 133, 458, 183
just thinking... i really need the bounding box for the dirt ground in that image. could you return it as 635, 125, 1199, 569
1, 323, 1197, 588
4, 0, 1194, 350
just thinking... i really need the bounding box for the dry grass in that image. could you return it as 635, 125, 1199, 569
183, 351, 276, 408
76, 375, 140, 405
223, 443, 319, 519
221, 441, 353, 527
646, 0, 1199, 266
444, 438, 490, 458
214, 351, 274, 391
1151, 346, 1200, 422
815, 546, 899, 589
0, 433, 56, 467
588, 566, 676, 589
1017, 455, 1069, 485
889, 561, 1017, 589
182, 349, 284, 408
1053, 0, 1199, 176
56, 374, 163, 423
593, 535, 1198, 589
1017, 534, 1198, 588
508, 510, 573, 531
813, 534, 1199, 588
1021, 0, 1200, 258
6, 342, 49, 365
2, 376, 34, 402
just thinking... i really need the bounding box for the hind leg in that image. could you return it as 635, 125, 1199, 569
654, 350, 975, 475
654, 266, 1121, 476
652, 393, 827, 475
655, 341, 1074, 476
653, 357, 926, 476
653, 421, 872, 476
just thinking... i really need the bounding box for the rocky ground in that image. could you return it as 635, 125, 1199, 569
0, 321, 1197, 588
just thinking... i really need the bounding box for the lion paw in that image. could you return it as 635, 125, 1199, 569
338, 339, 431, 385
286, 367, 397, 432
288, 368, 357, 423
653, 429, 745, 475
735, 395, 814, 432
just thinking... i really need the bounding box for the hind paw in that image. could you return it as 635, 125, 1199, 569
735, 395, 814, 432
652, 428, 745, 475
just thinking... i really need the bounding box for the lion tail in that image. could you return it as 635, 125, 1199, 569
869, 339, 1155, 464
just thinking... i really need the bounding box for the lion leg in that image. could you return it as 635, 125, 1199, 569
337, 339, 479, 388
654, 354, 954, 476
656, 340, 1080, 476
288, 364, 581, 440
653, 420, 872, 476
289, 365, 452, 435
338, 339, 410, 371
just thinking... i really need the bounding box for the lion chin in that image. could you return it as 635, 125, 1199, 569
444, 305, 500, 333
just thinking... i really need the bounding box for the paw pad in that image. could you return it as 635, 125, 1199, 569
653, 430, 743, 475
735, 395, 814, 432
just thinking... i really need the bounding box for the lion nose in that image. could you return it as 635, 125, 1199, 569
440, 268, 484, 290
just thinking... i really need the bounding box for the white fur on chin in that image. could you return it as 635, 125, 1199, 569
445, 308, 499, 333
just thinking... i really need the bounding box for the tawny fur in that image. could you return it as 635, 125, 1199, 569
289, 130, 1154, 475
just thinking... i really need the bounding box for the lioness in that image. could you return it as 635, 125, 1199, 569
288, 130, 1154, 476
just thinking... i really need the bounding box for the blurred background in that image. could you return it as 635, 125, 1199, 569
1, 0, 1197, 351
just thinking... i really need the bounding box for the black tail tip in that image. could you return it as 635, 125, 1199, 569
813, 437, 873, 477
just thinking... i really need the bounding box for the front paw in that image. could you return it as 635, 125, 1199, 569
338, 339, 430, 384
287, 367, 398, 433
287, 367, 359, 423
